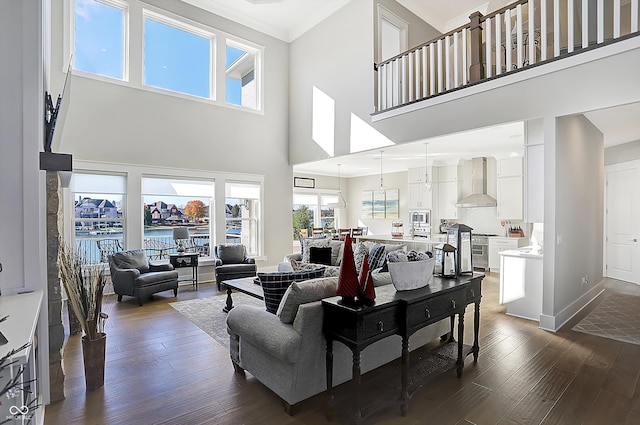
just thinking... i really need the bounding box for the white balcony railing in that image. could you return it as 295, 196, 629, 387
375, 0, 639, 113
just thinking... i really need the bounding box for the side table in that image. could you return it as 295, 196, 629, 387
169, 252, 199, 289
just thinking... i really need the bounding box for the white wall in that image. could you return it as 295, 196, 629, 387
605, 139, 640, 165
50, 0, 293, 265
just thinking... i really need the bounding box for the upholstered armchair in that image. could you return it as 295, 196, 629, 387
214, 244, 257, 291
108, 250, 179, 306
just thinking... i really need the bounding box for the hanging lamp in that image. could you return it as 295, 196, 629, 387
378, 150, 386, 194
328, 164, 347, 209
424, 143, 432, 191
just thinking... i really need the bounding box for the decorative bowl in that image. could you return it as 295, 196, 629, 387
387, 258, 435, 291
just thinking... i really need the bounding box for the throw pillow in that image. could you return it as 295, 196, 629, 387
368, 243, 386, 270
290, 258, 321, 271
277, 277, 338, 324
353, 242, 369, 274
328, 240, 344, 266
301, 238, 330, 263
216, 244, 246, 263
309, 246, 332, 265
258, 268, 326, 314
112, 250, 150, 273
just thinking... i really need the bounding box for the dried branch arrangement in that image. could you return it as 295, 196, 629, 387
58, 240, 108, 340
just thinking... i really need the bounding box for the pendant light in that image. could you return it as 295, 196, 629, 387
378, 150, 386, 194
328, 164, 347, 209
424, 143, 432, 191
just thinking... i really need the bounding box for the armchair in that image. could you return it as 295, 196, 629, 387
108, 250, 179, 306
214, 244, 257, 291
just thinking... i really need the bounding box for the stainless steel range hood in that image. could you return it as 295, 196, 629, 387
456, 157, 497, 208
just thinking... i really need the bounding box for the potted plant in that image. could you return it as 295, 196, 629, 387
58, 240, 108, 391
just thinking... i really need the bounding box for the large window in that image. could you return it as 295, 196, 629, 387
143, 11, 213, 98
226, 40, 260, 110
293, 192, 338, 240
70, 0, 263, 110
71, 173, 126, 264
74, 0, 127, 80
142, 177, 214, 259
225, 182, 261, 256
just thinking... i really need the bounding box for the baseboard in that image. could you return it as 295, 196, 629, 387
538, 280, 605, 332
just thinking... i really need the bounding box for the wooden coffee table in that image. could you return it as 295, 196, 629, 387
222, 276, 263, 313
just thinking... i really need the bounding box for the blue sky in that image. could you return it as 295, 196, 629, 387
75, 0, 242, 104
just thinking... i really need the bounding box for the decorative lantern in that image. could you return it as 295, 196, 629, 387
446, 223, 473, 275
434, 243, 457, 278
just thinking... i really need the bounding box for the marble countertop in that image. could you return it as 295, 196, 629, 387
499, 246, 543, 259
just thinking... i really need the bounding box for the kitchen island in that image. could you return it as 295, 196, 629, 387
499, 247, 543, 322
357, 234, 447, 252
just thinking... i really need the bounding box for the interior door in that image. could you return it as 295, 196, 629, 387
606, 163, 639, 283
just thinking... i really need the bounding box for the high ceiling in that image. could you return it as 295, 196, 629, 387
182, 0, 640, 177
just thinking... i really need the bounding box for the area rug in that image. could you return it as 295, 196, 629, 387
170, 293, 264, 350
572, 293, 640, 346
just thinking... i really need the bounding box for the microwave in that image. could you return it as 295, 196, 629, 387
410, 210, 431, 225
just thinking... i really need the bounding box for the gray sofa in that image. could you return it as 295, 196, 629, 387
225, 275, 449, 413
108, 250, 179, 306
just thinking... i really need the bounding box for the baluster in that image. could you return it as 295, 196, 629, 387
453, 32, 459, 88
528, 0, 535, 65
393, 58, 399, 107
414, 49, 420, 100
429, 42, 436, 96
568, 0, 574, 53
486, 18, 493, 78
422, 46, 428, 98
445, 35, 451, 90
408, 53, 414, 102
462, 27, 468, 84
505, 8, 512, 70
541, 0, 547, 60
380, 64, 386, 110
554, 0, 560, 57
597, 0, 604, 43
437, 39, 443, 93
632, 0, 639, 32
516, 4, 523, 68
401, 55, 407, 105
582, 0, 589, 48
496, 14, 502, 75
614, 0, 621, 38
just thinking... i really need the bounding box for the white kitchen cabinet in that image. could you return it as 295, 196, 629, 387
408, 167, 426, 183
408, 182, 433, 209
488, 237, 528, 272
497, 175, 523, 219
497, 156, 523, 177
497, 157, 523, 220
438, 180, 459, 219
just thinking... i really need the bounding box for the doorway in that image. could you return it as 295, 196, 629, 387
377, 5, 408, 62
605, 160, 640, 284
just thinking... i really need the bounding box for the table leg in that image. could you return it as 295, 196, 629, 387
400, 335, 409, 416
193, 264, 198, 290
353, 348, 362, 425
223, 286, 234, 313
448, 314, 456, 343
456, 310, 465, 378
473, 300, 480, 362
326, 338, 334, 421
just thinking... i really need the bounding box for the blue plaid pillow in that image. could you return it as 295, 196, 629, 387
258, 268, 325, 314
368, 243, 386, 270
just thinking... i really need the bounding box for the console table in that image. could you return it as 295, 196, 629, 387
169, 252, 199, 289
322, 273, 483, 422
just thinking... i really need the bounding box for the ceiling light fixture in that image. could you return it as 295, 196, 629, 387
378, 150, 386, 194
328, 164, 347, 209
424, 143, 432, 191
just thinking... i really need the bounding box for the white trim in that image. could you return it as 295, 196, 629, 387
538, 281, 605, 332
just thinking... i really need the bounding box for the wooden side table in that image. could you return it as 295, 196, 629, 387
169, 252, 199, 289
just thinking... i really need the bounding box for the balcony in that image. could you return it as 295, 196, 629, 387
374, 0, 639, 115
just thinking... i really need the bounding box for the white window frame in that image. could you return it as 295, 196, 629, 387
225, 181, 262, 257
293, 190, 341, 230
225, 37, 264, 112
141, 8, 215, 100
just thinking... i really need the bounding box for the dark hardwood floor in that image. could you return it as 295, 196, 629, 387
44, 274, 640, 425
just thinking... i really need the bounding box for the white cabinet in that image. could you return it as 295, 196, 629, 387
500, 249, 543, 321
408, 167, 426, 183
408, 182, 433, 209
0, 292, 44, 425
497, 158, 523, 220
488, 237, 528, 272
437, 165, 460, 219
